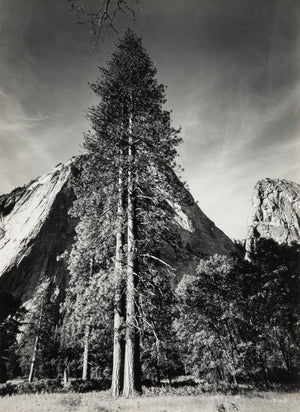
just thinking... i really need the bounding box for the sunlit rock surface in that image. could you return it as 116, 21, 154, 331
245, 178, 300, 257
0, 160, 77, 302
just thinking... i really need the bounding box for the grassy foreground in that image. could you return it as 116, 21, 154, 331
0, 390, 299, 412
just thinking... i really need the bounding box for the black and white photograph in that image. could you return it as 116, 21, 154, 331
0, 1, 299, 411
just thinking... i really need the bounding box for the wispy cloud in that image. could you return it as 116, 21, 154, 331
0, 89, 49, 133
0, 88, 85, 193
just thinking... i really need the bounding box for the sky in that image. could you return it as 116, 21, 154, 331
0, 0, 299, 240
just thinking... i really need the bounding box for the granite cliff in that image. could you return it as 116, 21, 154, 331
0, 160, 77, 303
245, 178, 300, 257
0, 157, 237, 305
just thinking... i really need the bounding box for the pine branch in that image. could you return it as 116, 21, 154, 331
68, 0, 138, 46
140, 254, 175, 272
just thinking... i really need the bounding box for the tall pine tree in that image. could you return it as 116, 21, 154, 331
68, 29, 182, 397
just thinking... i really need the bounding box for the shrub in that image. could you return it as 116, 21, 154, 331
0, 362, 8, 384
0, 377, 112, 396
69, 378, 110, 393
0, 383, 17, 396
15, 379, 63, 394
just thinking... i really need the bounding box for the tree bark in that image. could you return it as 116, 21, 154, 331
63, 367, 69, 385
111, 153, 126, 397
28, 305, 43, 383
123, 116, 141, 397
28, 334, 39, 383
82, 324, 90, 380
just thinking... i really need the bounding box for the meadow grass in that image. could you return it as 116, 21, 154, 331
0, 390, 299, 412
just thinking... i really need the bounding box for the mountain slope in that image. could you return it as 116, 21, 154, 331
0, 157, 237, 304
0, 160, 77, 302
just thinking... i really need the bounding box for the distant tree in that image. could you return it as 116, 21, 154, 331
0, 291, 21, 323
0, 293, 25, 383
141, 267, 183, 385
61, 247, 114, 381
233, 238, 245, 256
18, 280, 61, 381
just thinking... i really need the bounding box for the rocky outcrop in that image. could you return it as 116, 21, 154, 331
245, 178, 300, 257
0, 160, 77, 303
0, 157, 237, 305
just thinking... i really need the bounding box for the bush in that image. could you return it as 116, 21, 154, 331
0, 362, 8, 383
0, 377, 111, 396
0, 383, 17, 396
15, 379, 63, 394
143, 381, 253, 396
69, 378, 110, 393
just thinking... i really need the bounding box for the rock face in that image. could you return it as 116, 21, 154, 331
0, 160, 77, 303
0, 157, 237, 305
245, 178, 300, 257
167, 170, 238, 280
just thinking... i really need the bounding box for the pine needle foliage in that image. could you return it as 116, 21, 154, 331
63, 29, 183, 395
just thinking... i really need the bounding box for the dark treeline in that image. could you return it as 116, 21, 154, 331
176, 239, 300, 385
0, 240, 299, 389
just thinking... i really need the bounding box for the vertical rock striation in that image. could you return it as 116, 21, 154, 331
0, 160, 77, 302
245, 178, 300, 258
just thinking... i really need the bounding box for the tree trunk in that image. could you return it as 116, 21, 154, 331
156, 359, 161, 386
82, 324, 90, 381
123, 117, 141, 397
28, 334, 39, 383
63, 367, 69, 384
111, 154, 126, 397
28, 307, 43, 383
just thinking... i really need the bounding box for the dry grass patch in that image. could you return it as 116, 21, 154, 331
0, 391, 299, 412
